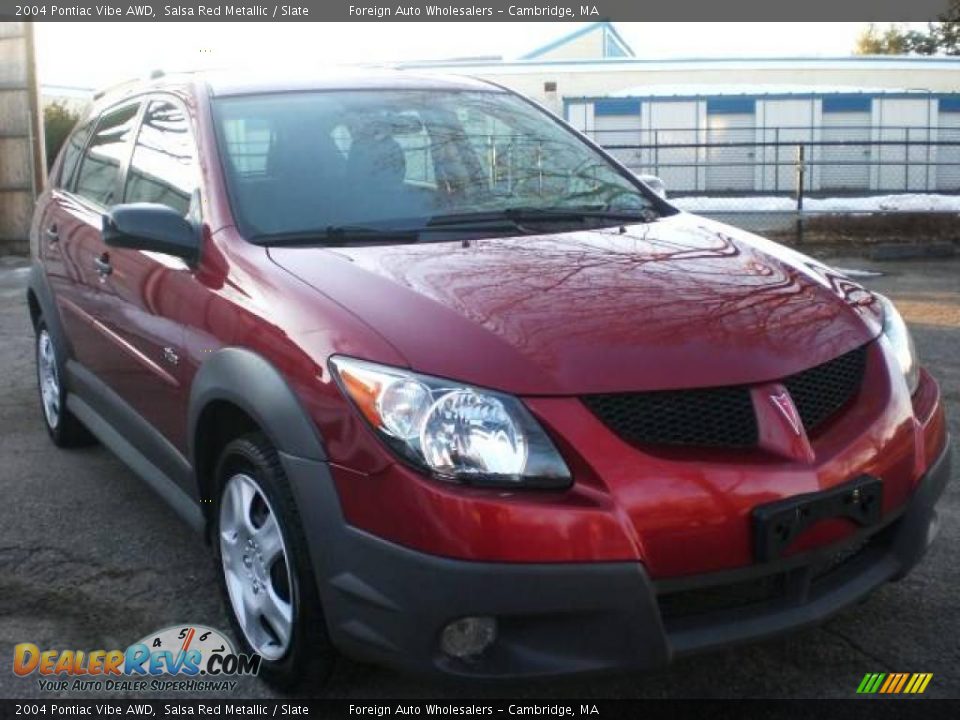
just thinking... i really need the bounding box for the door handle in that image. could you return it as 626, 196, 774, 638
93, 255, 113, 277
44, 225, 59, 243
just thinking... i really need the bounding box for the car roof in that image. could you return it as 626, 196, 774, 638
205, 68, 501, 97
89, 68, 501, 114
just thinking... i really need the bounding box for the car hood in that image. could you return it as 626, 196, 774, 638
268, 213, 882, 395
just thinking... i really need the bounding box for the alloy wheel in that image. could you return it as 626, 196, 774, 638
37, 330, 61, 429
219, 472, 295, 661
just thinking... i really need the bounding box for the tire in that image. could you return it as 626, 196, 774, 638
212, 433, 336, 691
35, 320, 96, 448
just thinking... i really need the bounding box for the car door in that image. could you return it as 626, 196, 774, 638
95, 96, 201, 454
36, 119, 102, 364
55, 102, 141, 375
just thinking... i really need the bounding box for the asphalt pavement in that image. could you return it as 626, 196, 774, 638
0, 253, 957, 699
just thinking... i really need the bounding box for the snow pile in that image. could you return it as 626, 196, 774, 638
672, 194, 960, 214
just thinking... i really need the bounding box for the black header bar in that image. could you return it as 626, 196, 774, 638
0, 0, 955, 22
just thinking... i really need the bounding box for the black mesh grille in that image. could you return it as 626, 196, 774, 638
582, 344, 868, 449
581, 386, 758, 448
783, 345, 868, 434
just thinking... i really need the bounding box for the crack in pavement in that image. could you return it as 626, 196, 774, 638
818, 624, 895, 669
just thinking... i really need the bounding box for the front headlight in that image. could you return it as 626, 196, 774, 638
330, 356, 572, 489
876, 294, 919, 395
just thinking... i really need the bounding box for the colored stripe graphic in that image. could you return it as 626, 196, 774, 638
857, 673, 933, 694
879, 674, 896, 693
893, 673, 909, 693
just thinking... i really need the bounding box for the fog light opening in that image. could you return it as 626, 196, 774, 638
440, 616, 497, 659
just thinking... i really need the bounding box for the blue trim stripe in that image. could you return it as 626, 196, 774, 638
823, 95, 872, 113
941, 97, 960, 112
707, 97, 755, 115
571, 91, 960, 104
404, 55, 960, 70
595, 98, 642, 116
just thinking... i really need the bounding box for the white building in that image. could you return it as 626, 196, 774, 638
401, 22, 960, 194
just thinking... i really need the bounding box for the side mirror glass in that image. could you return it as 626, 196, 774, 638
102, 203, 199, 262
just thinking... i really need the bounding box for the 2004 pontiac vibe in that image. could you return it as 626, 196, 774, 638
28, 70, 950, 688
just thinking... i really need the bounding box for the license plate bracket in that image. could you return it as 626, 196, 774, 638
753, 475, 883, 562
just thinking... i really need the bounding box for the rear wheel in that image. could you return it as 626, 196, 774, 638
212, 433, 336, 690
35, 321, 95, 448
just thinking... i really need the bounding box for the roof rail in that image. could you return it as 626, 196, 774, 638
91, 68, 190, 99
92, 75, 143, 100
90, 67, 234, 100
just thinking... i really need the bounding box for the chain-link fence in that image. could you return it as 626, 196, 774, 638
585, 125, 960, 244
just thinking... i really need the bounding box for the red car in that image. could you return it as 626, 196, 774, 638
28, 71, 950, 688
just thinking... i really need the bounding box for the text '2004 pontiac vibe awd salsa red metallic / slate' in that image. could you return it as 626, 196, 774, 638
27, 71, 950, 688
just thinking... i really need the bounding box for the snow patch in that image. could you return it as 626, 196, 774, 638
671, 194, 960, 214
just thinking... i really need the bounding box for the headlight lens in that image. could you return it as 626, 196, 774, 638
330, 357, 571, 488
877, 294, 919, 395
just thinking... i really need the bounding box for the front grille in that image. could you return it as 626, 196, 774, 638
582, 343, 868, 449
784, 344, 868, 434
581, 386, 758, 448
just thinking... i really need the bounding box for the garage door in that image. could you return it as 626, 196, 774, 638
646, 101, 699, 193
592, 99, 642, 170
705, 99, 755, 192
820, 97, 872, 191
938, 108, 960, 191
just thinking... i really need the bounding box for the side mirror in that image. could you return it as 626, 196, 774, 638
638, 174, 667, 200
102, 203, 199, 263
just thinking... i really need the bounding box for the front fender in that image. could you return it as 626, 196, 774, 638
188, 346, 327, 466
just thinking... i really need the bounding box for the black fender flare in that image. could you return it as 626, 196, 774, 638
26, 264, 74, 361
187, 347, 327, 469
188, 348, 347, 610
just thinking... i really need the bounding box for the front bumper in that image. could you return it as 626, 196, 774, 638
289, 440, 951, 678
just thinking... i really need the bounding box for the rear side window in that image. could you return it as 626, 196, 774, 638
73, 103, 140, 207
124, 100, 197, 216
57, 122, 92, 189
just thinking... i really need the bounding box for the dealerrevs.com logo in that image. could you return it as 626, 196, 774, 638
13, 624, 260, 692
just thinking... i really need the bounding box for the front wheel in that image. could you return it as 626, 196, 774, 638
35, 321, 95, 448
212, 433, 336, 690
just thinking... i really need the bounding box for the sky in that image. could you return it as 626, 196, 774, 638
35, 22, 900, 90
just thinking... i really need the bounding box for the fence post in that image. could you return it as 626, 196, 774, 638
654, 129, 660, 178
904, 127, 910, 191
795, 144, 806, 245
774, 127, 780, 193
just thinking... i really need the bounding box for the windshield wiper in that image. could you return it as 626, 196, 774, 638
253, 218, 530, 246
428, 206, 656, 228
251, 225, 425, 247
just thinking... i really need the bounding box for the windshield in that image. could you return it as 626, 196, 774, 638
212, 89, 663, 243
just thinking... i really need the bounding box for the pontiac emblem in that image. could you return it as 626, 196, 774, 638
771, 392, 803, 436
